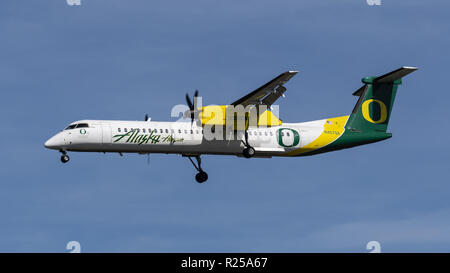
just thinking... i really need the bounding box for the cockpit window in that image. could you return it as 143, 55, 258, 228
75, 123, 89, 128
65, 123, 89, 130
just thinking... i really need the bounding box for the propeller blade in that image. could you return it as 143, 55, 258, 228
194, 89, 199, 100
190, 110, 195, 124
186, 93, 194, 110
192, 90, 200, 123
185, 90, 200, 125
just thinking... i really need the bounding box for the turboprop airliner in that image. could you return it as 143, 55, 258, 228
44, 67, 417, 183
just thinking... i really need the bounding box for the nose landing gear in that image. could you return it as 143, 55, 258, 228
60, 150, 70, 163
187, 155, 208, 183
195, 171, 208, 183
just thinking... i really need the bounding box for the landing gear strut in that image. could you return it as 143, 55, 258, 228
242, 131, 255, 158
60, 150, 70, 163
187, 155, 208, 183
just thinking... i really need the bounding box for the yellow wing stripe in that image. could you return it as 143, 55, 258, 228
285, 115, 349, 156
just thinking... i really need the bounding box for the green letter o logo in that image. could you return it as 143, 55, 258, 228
277, 128, 300, 147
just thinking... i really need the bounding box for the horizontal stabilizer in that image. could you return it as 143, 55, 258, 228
374, 66, 418, 83
353, 66, 418, 96
352, 85, 366, 97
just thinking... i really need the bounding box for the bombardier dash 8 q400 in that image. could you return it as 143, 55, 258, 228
45, 67, 417, 183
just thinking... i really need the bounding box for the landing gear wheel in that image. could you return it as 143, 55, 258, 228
195, 171, 208, 183
242, 130, 255, 158
243, 146, 255, 158
61, 154, 70, 163
187, 155, 208, 183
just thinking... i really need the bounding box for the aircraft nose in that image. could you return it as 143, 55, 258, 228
44, 135, 62, 150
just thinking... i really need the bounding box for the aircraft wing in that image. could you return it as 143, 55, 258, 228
231, 71, 298, 107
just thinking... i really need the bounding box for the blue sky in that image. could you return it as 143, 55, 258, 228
0, 0, 449, 252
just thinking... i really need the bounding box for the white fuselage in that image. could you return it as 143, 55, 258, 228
44, 119, 328, 158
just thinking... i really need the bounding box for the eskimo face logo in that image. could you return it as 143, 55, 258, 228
362, 99, 387, 124
277, 128, 300, 148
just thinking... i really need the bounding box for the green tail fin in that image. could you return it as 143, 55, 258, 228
346, 66, 417, 132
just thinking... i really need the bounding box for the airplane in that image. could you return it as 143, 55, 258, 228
44, 66, 417, 183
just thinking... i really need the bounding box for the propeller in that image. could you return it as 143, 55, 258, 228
185, 89, 199, 125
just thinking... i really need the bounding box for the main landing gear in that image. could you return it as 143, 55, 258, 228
242, 131, 255, 158
60, 150, 70, 163
187, 155, 208, 183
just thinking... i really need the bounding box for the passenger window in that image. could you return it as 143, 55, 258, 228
259, 132, 262, 136
196, 130, 199, 134
160, 129, 163, 133
270, 132, 273, 136
178, 129, 182, 133
124, 128, 128, 132
118, 128, 121, 132
264, 132, 268, 136
184, 130, 188, 134
286, 132, 290, 137
142, 129, 146, 133
281, 132, 284, 136
190, 130, 193, 134
171, 129, 174, 133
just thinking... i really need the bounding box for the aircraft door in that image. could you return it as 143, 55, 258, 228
102, 123, 112, 145
78, 123, 102, 144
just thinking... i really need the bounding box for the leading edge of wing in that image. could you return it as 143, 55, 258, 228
231, 71, 299, 107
